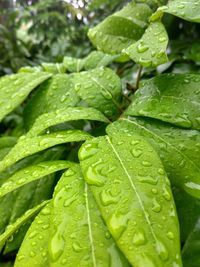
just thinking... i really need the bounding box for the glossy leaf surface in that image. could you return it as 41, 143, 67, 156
124, 21, 168, 67
73, 68, 122, 117
79, 133, 182, 267
28, 107, 109, 136
88, 1, 152, 54
14, 202, 52, 267
0, 200, 48, 251
126, 74, 200, 130
0, 72, 51, 122
0, 130, 91, 172
0, 161, 71, 198
107, 118, 200, 198
49, 165, 129, 266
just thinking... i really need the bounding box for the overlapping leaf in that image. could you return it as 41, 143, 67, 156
79, 132, 182, 267
88, 1, 153, 54
0, 72, 51, 122
126, 74, 200, 130
107, 117, 200, 199
124, 21, 168, 67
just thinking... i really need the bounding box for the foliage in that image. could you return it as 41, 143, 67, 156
0, 0, 200, 266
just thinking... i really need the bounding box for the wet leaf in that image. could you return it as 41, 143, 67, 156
124, 21, 168, 67
107, 118, 200, 199
0, 72, 51, 122
0, 200, 48, 251
49, 165, 130, 266
126, 74, 200, 130
88, 1, 153, 54
0, 130, 91, 172
79, 133, 182, 267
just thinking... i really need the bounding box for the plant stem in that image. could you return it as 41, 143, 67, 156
135, 65, 143, 90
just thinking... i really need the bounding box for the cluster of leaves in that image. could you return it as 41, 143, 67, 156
0, 0, 200, 266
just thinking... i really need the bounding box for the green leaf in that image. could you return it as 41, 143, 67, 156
126, 74, 200, 130
0, 72, 51, 122
79, 133, 182, 267
0, 200, 48, 251
73, 68, 122, 117
49, 165, 130, 266
24, 74, 80, 129
63, 56, 84, 72
27, 107, 109, 136
0, 130, 91, 172
88, 1, 153, 54
14, 202, 52, 267
123, 21, 168, 67
151, 0, 200, 23
107, 117, 200, 199
182, 218, 200, 267
41, 62, 66, 74
0, 161, 71, 199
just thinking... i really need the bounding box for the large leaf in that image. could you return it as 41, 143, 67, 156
126, 74, 200, 130
107, 117, 200, 198
0, 161, 71, 199
79, 133, 182, 267
73, 68, 122, 117
24, 74, 80, 129
0, 130, 91, 172
27, 107, 109, 136
0, 72, 51, 122
124, 21, 168, 67
182, 218, 200, 267
48, 165, 129, 266
0, 200, 48, 251
152, 0, 200, 23
14, 202, 52, 267
88, 1, 153, 54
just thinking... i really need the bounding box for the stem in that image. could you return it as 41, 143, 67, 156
135, 65, 143, 90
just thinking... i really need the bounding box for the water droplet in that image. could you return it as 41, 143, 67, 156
49, 225, 65, 261
167, 231, 174, 240
159, 37, 167, 42
78, 143, 99, 161
156, 240, 168, 261
131, 148, 142, 158
108, 213, 129, 240
152, 198, 161, 212
137, 43, 149, 53
142, 161, 152, 167
84, 164, 106, 187
138, 176, 158, 185
72, 241, 82, 252
30, 251, 36, 257
162, 187, 171, 201
132, 230, 146, 246
100, 189, 119, 206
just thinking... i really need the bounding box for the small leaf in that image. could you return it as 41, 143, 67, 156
14, 202, 52, 267
79, 133, 182, 267
0, 130, 91, 172
0, 200, 48, 251
124, 21, 168, 67
0, 72, 51, 122
107, 118, 200, 199
73, 68, 122, 117
125, 74, 200, 130
49, 165, 129, 266
28, 107, 109, 136
63, 56, 84, 72
88, 1, 153, 54
151, 0, 200, 23
0, 161, 72, 198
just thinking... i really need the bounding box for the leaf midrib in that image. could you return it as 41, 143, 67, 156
106, 136, 158, 245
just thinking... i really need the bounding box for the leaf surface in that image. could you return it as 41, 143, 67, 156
0, 200, 48, 251
28, 107, 109, 136
107, 118, 200, 198
124, 21, 168, 67
0, 161, 71, 199
152, 0, 200, 23
79, 133, 182, 267
126, 74, 200, 130
48, 165, 130, 266
88, 1, 152, 54
0, 130, 91, 172
0, 72, 51, 122
14, 202, 52, 267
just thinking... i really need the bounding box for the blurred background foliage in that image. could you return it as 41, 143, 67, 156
0, 0, 126, 76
